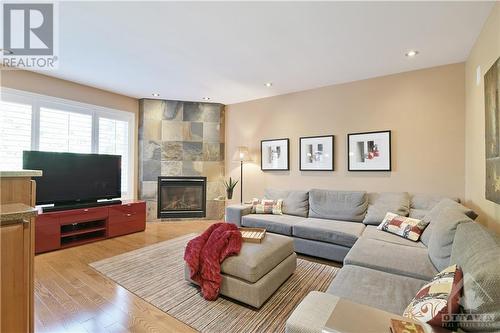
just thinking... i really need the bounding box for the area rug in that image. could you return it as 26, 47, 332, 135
90, 233, 339, 333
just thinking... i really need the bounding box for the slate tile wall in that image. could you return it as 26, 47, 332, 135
138, 99, 225, 221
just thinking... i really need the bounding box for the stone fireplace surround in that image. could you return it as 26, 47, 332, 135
138, 99, 225, 221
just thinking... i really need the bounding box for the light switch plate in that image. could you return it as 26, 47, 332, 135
476, 65, 481, 86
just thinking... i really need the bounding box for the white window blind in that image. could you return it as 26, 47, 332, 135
39, 107, 92, 153
0, 101, 32, 170
98, 117, 129, 193
0, 88, 135, 199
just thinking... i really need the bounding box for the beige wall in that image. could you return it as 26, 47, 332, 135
465, 3, 500, 233
0, 70, 140, 199
226, 63, 466, 205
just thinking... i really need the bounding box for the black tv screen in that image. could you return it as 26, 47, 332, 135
23, 151, 121, 205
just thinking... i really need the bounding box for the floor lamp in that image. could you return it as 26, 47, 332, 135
232, 146, 251, 204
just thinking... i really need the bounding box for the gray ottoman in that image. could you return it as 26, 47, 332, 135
185, 233, 297, 308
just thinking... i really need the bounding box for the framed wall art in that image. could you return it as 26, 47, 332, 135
348, 130, 391, 171
485, 56, 500, 204
299, 135, 334, 171
261, 138, 289, 171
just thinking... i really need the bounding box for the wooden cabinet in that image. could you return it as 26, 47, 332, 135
0, 170, 41, 333
0, 220, 32, 333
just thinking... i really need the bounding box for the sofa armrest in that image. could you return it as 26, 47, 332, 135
286, 291, 339, 333
225, 204, 252, 227
287, 292, 444, 333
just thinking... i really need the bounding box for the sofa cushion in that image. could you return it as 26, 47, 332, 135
409, 208, 429, 220
410, 193, 456, 210
327, 265, 427, 315
221, 233, 294, 283
264, 188, 309, 217
292, 218, 365, 248
344, 238, 438, 280
451, 222, 500, 332
427, 207, 473, 271
361, 226, 426, 248
241, 214, 306, 236
420, 198, 477, 246
309, 189, 367, 222
377, 213, 428, 242
363, 192, 410, 225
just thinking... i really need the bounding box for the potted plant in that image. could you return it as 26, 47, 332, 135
223, 177, 239, 200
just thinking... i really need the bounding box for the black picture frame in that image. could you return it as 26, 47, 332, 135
260, 138, 290, 171
347, 130, 391, 171
299, 135, 334, 171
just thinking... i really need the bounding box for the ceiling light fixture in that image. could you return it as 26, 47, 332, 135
202, 97, 211, 101
265, 82, 273, 87
152, 93, 160, 97
405, 50, 419, 57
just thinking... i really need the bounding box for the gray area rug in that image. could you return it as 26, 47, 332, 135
90, 233, 339, 333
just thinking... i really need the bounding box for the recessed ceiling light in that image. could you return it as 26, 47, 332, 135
202, 97, 211, 101
265, 82, 273, 87
152, 93, 160, 97
405, 50, 419, 57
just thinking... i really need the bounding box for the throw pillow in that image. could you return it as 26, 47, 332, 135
403, 264, 463, 328
377, 212, 429, 241
251, 198, 283, 215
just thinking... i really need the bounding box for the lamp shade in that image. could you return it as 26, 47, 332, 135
232, 146, 251, 162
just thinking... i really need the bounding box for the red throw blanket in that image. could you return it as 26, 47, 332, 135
184, 223, 242, 300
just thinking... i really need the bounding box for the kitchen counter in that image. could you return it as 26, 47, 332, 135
0, 170, 43, 178
0, 203, 38, 226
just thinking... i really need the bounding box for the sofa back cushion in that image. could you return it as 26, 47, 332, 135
264, 188, 309, 217
427, 207, 473, 271
363, 192, 410, 225
420, 198, 477, 246
409, 193, 459, 220
451, 222, 500, 332
308, 189, 367, 222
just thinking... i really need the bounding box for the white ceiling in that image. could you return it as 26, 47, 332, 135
45, 1, 493, 104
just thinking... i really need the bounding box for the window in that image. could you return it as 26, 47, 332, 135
0, 101, 32, 170
98, 117, 129, 193
0, 88, 135, 198
39, 107, 92, 153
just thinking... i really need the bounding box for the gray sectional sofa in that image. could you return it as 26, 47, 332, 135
226, 189, 500, 332
226, 189, 459, 262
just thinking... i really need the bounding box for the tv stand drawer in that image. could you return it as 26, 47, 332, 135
108, 202, 146, 237
109, 202, 145, 217
58, 207, 108, 224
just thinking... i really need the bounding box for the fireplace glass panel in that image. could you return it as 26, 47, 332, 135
161, 185, 203, 211
157, 177, 207, 218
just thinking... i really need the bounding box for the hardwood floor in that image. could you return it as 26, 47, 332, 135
34, 221, 216, 333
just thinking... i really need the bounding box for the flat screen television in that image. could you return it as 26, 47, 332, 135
23, 151, 121, 206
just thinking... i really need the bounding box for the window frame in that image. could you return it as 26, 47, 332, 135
0, 87, 136, 199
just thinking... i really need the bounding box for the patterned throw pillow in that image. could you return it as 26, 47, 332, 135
251, 198, 283, 215
403, 264, 463, 328
377, 212, 429, 241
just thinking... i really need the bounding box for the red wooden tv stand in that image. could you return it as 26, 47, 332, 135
35, 200, 146, 254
